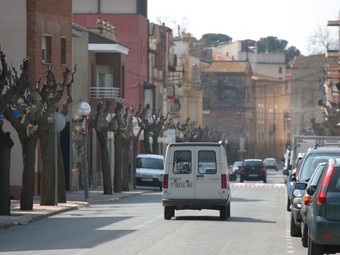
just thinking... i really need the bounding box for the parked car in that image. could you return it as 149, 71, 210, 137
135, 154, 164, 190
162, 142, 237, 220
239, 159, 267, 183
306, 158, 340, 255
300, 162, 326, 247
283, 153, 304, 212
263, 158, 278, 170
231, 160, 243, 175
289, 147, 340, 237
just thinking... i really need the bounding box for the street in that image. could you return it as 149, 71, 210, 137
0, 170, 307, 255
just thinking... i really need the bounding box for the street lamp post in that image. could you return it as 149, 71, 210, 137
77, 102, 91, 200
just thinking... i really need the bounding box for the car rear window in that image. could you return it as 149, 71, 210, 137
300, 154, 337, 182
198, 150, 217, 174
329, 167, 340, 192
173, 150, 192, 174
243, 161, 263, 168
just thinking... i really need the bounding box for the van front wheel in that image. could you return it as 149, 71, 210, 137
164, 206, 174, 220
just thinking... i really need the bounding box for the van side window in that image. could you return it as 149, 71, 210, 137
198, 150, 217, 174
173, 150, 192, 174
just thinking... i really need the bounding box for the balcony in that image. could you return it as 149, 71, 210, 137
89, 87, 120, 99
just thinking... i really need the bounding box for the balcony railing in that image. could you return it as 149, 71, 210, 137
89, 87, 120, 99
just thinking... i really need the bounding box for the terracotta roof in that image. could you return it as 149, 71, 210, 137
202, 61, 250, 73
291, 54, 335, 69
212, 52, 233, 61
252, 73, 284, 82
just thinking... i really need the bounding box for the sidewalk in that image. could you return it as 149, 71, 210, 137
0, 187, 147, 230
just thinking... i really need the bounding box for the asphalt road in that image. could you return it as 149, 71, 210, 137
0, 169, 307, 255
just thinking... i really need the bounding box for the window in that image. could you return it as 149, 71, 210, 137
278, 67, 282, 74
173, 150, 192, 174
136, 158, 164, 170
198, 150, 217, 174
60, 38, 66, 65
96, 65, 113, 87
42, 35, 52, 63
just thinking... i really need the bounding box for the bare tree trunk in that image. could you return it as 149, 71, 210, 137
143, 127, 151, 154
96, 131, 113, 194
57, 141, 66, 203
152, 131, 159, 154
40, 124, 55, 205
20, 137, 38, 210
121, 134, 130, 191
0, 124, 14, 215
114, 132, 122, 192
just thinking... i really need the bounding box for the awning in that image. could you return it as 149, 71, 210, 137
88, 43, 129, 55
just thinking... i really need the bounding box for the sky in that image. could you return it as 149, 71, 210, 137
148, 0, 340, 55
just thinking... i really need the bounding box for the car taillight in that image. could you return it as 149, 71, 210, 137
240, 167, 245, 173
163, 174, 168, 189
261, 167, 267, 173
221, 174, 227, 188
303, 194, 312, 206
317, 164, 334, 205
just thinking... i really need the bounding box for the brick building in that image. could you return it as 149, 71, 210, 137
0, 0, 73, 198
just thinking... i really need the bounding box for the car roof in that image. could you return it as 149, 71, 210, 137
244, 159, 262, 162
233, 161, 243, 163
137, 154, 164, 160
306, 147, 340, 154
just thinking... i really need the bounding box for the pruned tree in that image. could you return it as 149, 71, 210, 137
121, 105, 131, 191
111, 102, 126, 192
312, 97, 340, 136
0, 120, 13, 215
0, 49, 17, 215
89, 100, 114, 195
38, 64, 75, 205
150, 108, 172, 154
2, 54, 42, 210
2, 51, 75, 209
176, 118, 226, 142
128, 104, 144, 189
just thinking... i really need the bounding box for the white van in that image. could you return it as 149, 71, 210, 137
162, 142, 236, 220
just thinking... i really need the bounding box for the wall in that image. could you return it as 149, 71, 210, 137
0, 0, 27, 197
73, 13, 148, 107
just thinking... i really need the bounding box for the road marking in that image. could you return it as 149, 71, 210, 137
230, 183, 285, 188
286, 214, 294, 254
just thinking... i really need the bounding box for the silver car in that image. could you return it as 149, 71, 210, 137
135, 154, 164, 190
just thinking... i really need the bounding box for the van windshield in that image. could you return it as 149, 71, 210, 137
136, 158, 164, 170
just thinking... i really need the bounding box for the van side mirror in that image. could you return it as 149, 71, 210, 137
229, 173, 237, 181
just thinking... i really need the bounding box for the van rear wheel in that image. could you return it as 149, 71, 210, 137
164, 206, 174, 220
220, 205, 229, 220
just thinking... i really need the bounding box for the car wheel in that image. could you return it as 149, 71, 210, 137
301, 223, 308, 247
164, 206, 174, 220
240, 177, 244, 183
308, 236, 324, 255
263, 177, 267, 183
220, 206, 228, 220
227, 203, 231, 218
286, 197, 291, 212
290, 212, 302, 237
